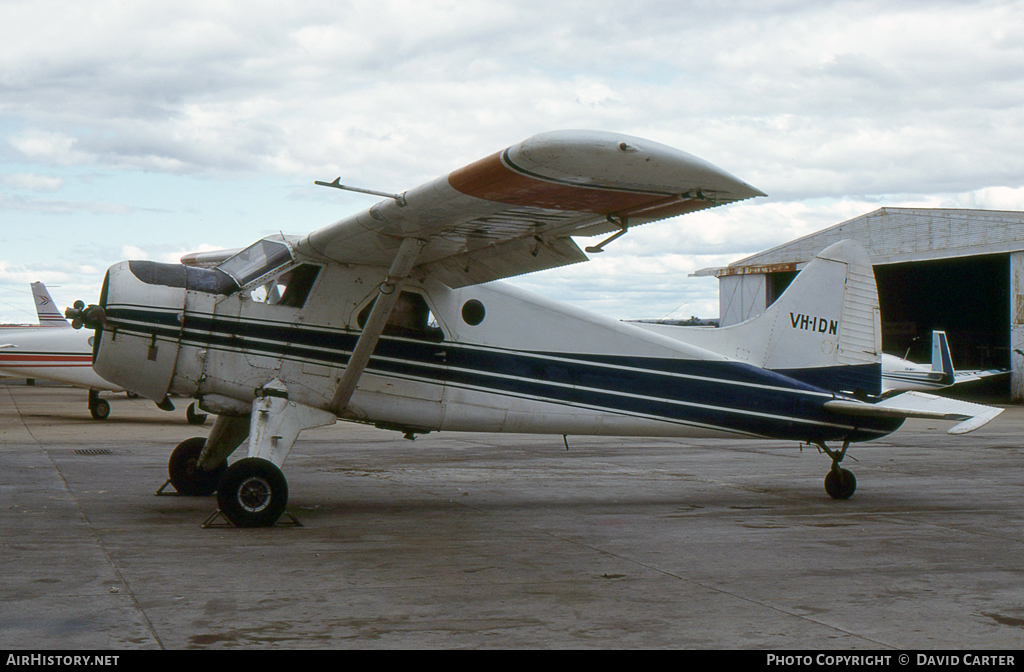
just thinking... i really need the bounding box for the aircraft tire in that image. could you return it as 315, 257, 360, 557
216, 458, 288, 528
186, 402, 209, 426
90, 398, 110, 421
168, 437, 226, 496
824, 468, 857, 500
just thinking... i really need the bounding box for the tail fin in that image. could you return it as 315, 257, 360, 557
930, 331, 956, 385
31, 282, 71, 328
716, 240, 882, 395
633, 240, 882, 394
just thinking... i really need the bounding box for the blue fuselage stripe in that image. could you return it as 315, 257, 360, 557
103, 305, 901, 442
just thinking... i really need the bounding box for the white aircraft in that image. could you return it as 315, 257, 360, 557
882, 331, 1008, 394
63, 130, 1003, 527
0, 283, 209, 423
0, 282, 120, 419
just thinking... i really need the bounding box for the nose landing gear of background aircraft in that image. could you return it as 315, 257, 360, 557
814, 439, 857, 500
186, 402, 209, 425
88, 389, 110, 420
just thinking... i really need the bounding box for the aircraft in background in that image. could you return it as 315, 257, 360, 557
64, 130, 1002, 527
32, 280, 74, 328
0, 282, 72, 329
882, 331, 1009, 395
0, 283, 208, 423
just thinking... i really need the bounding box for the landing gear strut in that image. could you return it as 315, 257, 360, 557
815, 439, 857, 500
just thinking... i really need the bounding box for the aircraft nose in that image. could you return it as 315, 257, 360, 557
89, 261, 186, 403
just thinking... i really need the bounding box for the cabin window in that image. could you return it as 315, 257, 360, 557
357, 291, 444, 342
462, 299, 485, 325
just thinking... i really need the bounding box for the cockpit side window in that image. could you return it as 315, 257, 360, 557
275, 264, 322, 308
246, 264, 322, 309
217, 239, 292, 288
357, 291, 444, 342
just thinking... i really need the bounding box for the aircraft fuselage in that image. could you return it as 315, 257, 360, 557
91, 256, 902, 444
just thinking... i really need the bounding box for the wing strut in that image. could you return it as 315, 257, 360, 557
329, 237, 426, 416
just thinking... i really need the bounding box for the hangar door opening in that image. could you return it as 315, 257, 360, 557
873, 253, 1010, 397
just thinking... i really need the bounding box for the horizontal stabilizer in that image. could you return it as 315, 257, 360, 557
954, 368, 1010, 384
824, 391, 1003, 435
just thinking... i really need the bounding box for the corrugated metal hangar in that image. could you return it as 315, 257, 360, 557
696, 207, 1024, 401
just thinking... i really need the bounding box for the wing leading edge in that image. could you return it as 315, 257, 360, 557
297, 130, 765, 288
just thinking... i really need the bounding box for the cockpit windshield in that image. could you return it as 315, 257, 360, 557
216, 239, 293, 287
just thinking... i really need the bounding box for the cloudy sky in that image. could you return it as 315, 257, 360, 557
1, 0, 1022, 324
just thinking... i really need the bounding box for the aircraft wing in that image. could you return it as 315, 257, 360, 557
824, 391, 1003, 435
180, 247, 243, 268
294, 130, 765, 288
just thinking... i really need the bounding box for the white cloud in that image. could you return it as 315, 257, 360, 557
7, 130, 87, 165
120, 245, 149, 260
0, 173, 64, 190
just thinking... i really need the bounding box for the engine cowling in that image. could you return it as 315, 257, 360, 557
88, 261, 187, 403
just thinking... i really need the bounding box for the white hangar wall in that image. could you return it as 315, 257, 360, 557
695, 207, 1024, 400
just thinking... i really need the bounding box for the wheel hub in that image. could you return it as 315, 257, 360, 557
237, 476, 273, 512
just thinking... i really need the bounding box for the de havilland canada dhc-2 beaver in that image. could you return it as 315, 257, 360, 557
64, 130, 1002, 527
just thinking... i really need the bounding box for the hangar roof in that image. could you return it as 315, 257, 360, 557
695, 208, 1024, 277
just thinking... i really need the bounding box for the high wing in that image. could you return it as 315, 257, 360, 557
294, 130, 765, 288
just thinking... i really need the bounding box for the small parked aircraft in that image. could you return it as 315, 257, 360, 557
64, 130, 1002, 527
0, 282, 120, 419
0, 283, 208, 423
882, 331, 1008, 394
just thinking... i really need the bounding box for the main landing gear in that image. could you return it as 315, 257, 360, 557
814, 439, 857, 500
161, 384, 336, 528
216, 458, 289, 528
167, 437, 227, 496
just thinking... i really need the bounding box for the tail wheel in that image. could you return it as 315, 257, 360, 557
186, 402, 209, 426
89, 398, 110, 421
168, 437, 226, 496
217, 458, 289, 528
824, 468, 857, 500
